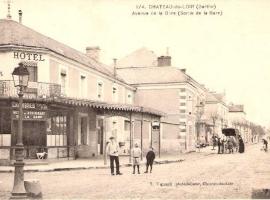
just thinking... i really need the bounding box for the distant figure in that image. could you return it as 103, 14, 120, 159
227, 136, 234, 154
262, 139, 268, 152
144, 147, 155, 173
238, 136, 245, 153
221, 137, 226, 154
131, 143, 142, 174
217, 137, 222, 154
212, 136, 217, 150
107, 136, 122, 176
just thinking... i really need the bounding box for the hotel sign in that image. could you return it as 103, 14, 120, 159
13, 51, 45, 61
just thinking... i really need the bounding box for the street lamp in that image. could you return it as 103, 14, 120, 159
11, 62, 29, 199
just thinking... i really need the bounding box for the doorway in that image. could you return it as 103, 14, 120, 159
97, 118, 104, 155
12, 121, 46, 159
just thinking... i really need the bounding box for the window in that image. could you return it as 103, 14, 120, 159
80, 75, 87, 98
26, 65, 38, 82
80, 117, 87, 145
180, 109, 186, 113
0, 110, 11, 146
180, 96, 186, 99
112, 121, 117, 139
60, 71, 67, 96
97, 81, 103, 100
179, 114, 186, 118
180, 102, 186, 106
47, 115, 67, 146
112, 86, 118, 102
127, 93, 132, 104
180, 88, 186, 92
124, 120, 130, 131
0, 110, 11, 134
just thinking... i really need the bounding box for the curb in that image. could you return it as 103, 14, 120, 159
0, 158, 186, 173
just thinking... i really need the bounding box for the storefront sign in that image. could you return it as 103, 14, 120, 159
12, 110, 47, 120
13, 51, 45, 62
11, 102, 48, 110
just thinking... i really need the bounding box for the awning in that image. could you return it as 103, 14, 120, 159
53, 97, 164, 116
2, 96, 165, 117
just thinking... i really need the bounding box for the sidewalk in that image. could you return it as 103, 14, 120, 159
0, 146, 216, 173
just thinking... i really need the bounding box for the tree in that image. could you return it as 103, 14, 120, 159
210, 112, 219, 136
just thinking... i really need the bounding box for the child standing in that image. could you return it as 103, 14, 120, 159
131, 143, 142, 174
144, 147, 155, 173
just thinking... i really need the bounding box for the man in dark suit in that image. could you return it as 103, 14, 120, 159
144, 147, 155, 173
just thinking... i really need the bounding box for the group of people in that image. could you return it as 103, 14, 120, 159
213, 135, 245, 154
106, 136, 156, 176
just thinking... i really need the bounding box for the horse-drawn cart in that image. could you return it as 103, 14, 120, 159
222, 128, 240, 153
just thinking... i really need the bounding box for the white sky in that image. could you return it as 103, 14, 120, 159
1, 0, 269, 127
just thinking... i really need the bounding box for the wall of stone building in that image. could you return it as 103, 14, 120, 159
48, 147, 69, 159
141, 121, 151, 154
67, 67, 80, 97
49, 59, 59, 84
49, 56, 135, 104
135, 88, 179, 114
0, 51, 50, 83
160, 123, 182, 153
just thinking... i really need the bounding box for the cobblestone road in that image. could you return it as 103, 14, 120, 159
0, 144, 269, 199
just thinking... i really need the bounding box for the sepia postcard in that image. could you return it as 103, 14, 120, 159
0, 0, 269, 199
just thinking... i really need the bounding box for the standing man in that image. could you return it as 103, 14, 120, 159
144, 147, 155, 173
217, 137, 222, 154
107, 136, 122, 175
262, 139, 268, 152
131, 143, 142, 174
238, 136, 245, 153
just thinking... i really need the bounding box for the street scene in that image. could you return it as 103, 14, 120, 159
0, 144, 269, 199
0, 0, 270, 199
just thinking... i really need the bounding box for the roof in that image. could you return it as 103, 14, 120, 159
116, 47, 157, 68
206, 92, 219, 102
229, 104, 245, 112
0, 19, 125, 83
0, 96, 164, 117
54, 97, 164, 116
206, 91, 227, 106
117, 66, 187, 85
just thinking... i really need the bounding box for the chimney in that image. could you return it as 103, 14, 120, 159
85, 46, 100, 61
18, 10, 22, 23
180, 68, 186, 73
157, 56, 171, 67
113, 58, 117, 78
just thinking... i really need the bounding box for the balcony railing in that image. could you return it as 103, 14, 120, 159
0, 80, 61, 98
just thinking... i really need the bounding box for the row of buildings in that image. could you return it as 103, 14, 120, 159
0, 14, 259, 164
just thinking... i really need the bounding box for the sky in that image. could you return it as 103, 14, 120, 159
0, 0, 269, 127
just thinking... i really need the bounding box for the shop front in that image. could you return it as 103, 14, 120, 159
0, 97, 163, 165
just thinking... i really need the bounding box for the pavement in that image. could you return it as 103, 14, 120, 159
0, 146, 216, 173
1, 143, 268, 199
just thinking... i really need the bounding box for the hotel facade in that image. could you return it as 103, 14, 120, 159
0, 19, 162, 164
